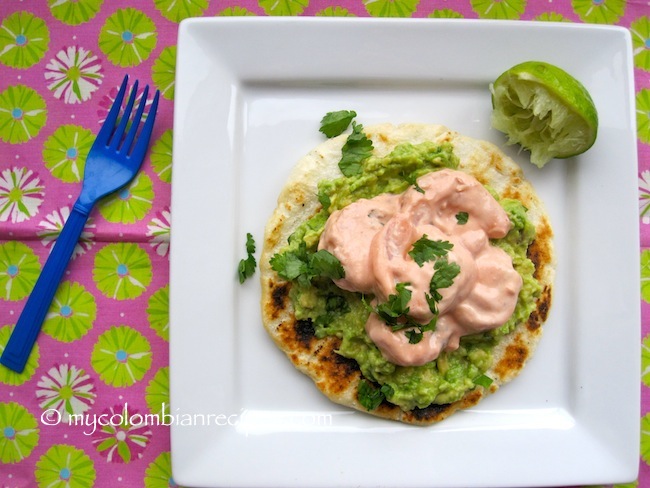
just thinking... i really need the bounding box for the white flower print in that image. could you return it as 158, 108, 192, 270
146, 208, 170, 257
45, 46, 103, 104
0, 167, 44, 223
640, 170, 650, 224
38, 206, 95, 258
36, 364, 96, 423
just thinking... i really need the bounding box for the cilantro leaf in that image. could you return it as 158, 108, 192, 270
238, 233, 257, 283
269, 252, 306, 281
357, 380, 394, 411
314, 293, 351, 328
430, 259, 461, 290
456, 212, 469, 225
406, 329, 423, 344
309, 249, 345, 280
376, 282, 411, 326
270, 245, 345, 285
408, 236, 454, 267
425, 259, 461, 314
425, 291, 440, 313
339, 122, 374, 177
402, 171, 424, 194
319, 110, 357, 138
245, 232, 255, 254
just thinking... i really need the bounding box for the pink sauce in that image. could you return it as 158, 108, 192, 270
318, 169, 523, 367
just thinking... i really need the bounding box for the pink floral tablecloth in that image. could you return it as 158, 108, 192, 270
0, 1, 648, 487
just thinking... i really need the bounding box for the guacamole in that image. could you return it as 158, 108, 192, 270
274, 141, 541, 411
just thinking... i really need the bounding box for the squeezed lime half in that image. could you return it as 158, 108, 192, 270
490, 61, 598, 168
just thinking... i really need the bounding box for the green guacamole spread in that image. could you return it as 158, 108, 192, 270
276, 141, 541, 411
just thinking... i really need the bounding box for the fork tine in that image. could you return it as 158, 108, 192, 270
96, 75, 129, 144
109, 79, 139, 150
128, 89, 160, 162
122, 84, 149, 155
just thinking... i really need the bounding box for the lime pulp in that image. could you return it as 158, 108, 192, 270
490, 61, 598, 168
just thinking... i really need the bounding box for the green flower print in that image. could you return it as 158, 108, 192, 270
145, 451, 177, 488
91, 325, 152, 387
642, 250, 650, 304
471, 0, 526, 19
315, 6, 356, 16
218, 6, 257, 15
0, 12, 50, 69
150, 129, 173, 183
612, 482, 639, 488
0, 167, 45, 223
98, 8, 157, 67
42, 281, 97, 342
93, 243, 152, 300
534, 12, 570, 22
0, 85, 47, 144
0, 325, 40, 386
145, 367, 169, 416
0, 241, 41, 301
35, 444, 96, 487
148, 285, 169, 341
98, 173, 154, 224
642, 413, 650, 465
49, 0, 104, 26
571, 0, 625, 24
36, 364, 96, 423
638, 89, 650, 145
364, 0, 419, 17
631, 17, 650, 72
428, 9, 463, 18
259, 0, 309, 16
152, 46, 176, 101
0, 402, 39, 464
43, 125, 95, 183
154, 0, 209, 23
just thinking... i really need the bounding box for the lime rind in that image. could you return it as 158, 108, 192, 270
491, 61, 598, 168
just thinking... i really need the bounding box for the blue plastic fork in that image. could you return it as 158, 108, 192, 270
0, 75, 160, 373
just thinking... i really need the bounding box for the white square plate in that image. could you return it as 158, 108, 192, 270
170, 18, 640, 488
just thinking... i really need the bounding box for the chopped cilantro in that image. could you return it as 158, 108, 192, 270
376, 282, 411, 326
357, 379, 394, 411
314, 293, 351, 327
319, 110, 357, 138
367, 240, 460, 346
309, 249, 345, 280
270, 247, 307, 281
456, 211, 469, 225
426, 258, 461, 311
408, 236, 453, 267
339, 121, 374, 177
402, 171, 424, 194
270, 243, 345, 287
406, 329, 423, 344
237, 233, 257, 283
430, 259, 461, 294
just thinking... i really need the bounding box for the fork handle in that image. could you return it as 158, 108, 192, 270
0, 202, 91, 373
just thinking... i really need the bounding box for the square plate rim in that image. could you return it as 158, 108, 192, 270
169, 16, 640, 488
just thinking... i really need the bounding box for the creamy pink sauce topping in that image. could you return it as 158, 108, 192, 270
318, 169, 523, 367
